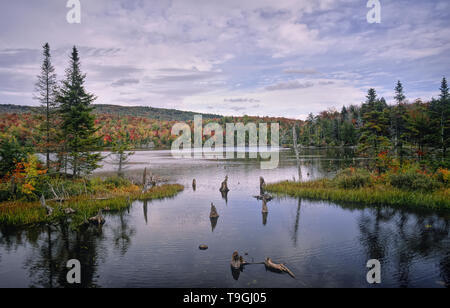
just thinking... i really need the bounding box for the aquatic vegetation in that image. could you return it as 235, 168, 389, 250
267, 173, 450, 210
0, 179, 184, 227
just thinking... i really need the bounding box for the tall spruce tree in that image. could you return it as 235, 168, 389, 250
359, 89, 391, 157
57, 46, 102, 177
430, 77, 450, 161
35, 43, 57, 170
393, 80, 407, 164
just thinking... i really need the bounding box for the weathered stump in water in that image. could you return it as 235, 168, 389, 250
210, 203, 219, 218
219, 176, 229, 193
89, 210, 105, 226
264, 258, 295, 278
230, 251, 247, 270
260, 177, 266, 194
192, 179, 196, 191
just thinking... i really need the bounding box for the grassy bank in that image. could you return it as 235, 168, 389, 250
0, 182, 184, 227
266, 167, 450, 210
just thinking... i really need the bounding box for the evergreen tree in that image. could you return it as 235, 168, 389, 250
359, 89, 391, 157
430, 77, 450, 161
34, 43, 58, 170
57, 46, 102, 177
392, 80, 407, 164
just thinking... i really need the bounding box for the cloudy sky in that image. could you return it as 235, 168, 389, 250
0, 0, 449, 119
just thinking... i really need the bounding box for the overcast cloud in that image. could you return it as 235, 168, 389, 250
0, 0, 449, 119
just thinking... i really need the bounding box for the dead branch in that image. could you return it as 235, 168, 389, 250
264, 257, 295, 278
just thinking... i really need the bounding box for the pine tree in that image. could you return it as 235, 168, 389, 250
57, 46, 102, 177
34, 43, 58, 170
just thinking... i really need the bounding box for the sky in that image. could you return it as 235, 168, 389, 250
0, 0, 449, 119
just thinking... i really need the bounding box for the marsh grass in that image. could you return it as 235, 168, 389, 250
266, 180, 450, 210
0, 183, 184, 227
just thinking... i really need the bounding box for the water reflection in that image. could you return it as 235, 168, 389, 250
0, 148, 449, 288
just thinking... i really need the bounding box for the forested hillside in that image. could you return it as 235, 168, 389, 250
0, 104, 222, 121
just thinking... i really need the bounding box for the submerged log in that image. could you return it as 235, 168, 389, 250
89, 210, 105, 226
219, 176, 229, 193
264, 258, 295, 278
210, 203, 219, 218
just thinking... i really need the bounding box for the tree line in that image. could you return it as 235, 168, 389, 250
296, 78, 450, 168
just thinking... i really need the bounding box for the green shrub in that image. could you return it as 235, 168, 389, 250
103, 176, 131, 188
389, 169, 441, 192
334, 168, 372, 189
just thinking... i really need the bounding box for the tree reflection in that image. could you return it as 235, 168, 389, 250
356, 205, 450, 287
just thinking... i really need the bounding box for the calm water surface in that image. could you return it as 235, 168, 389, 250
0, 149, 449, 288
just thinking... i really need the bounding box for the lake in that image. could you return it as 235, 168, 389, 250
0, 149, 449, 288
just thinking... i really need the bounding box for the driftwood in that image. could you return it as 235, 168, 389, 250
219, 176, 229, 193
64, 207, 76, 215
210, 203, 219, 218
253, 193, 273, 202
89, 210, 105, 225
40, 195, 53, 216
264, 258, 295, 278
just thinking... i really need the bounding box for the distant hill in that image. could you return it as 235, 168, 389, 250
0, 104, 222, 121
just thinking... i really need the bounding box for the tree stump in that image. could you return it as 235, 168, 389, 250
210, 203, 219, 218
260, 177, 266, 194
89, 210, 105, 225
219, 176, 229, 193
230, 251, 247, 270
192, 179, 196, 191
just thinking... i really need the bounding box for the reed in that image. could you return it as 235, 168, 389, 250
266, 180, 450, 210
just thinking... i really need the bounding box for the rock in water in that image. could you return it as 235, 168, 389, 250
199, 245, 208, 250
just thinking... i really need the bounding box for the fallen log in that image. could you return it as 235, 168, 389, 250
264, 258, 295, 278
